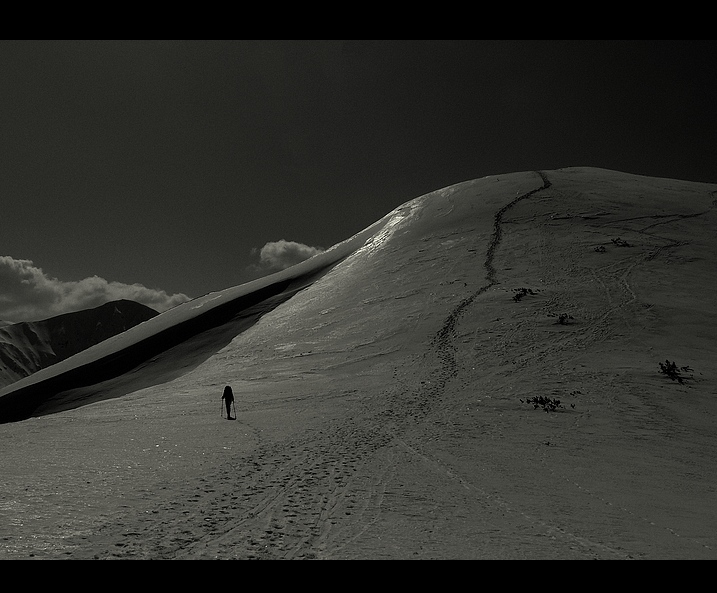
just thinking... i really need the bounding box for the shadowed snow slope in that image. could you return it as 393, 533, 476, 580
1, 168, 716, 559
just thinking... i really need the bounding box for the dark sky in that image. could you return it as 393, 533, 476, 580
1, 40, 716, 320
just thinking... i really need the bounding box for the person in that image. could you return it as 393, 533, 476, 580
221, 385, 235, 420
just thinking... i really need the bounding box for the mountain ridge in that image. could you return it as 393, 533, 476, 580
0, 299, 158, 389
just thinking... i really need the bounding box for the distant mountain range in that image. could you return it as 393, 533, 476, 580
0, 300, 158, 388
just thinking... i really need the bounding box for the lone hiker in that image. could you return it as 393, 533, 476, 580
221, 385, 235, 420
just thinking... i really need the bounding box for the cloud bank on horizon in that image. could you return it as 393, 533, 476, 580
249, 240, 324, 273
0, 256, 191, 323
1, 240, 323, 323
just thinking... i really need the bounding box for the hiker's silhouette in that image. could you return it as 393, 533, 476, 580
222, 385, 235, 420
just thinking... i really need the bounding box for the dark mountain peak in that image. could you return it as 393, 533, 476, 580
0, 299, 159, 388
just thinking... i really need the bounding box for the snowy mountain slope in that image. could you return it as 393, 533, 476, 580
2, 166, 715, 424
1, 167, 716, 559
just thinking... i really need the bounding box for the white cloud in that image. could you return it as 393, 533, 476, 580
249, 240, 324, 272
0, 256, 191, 323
